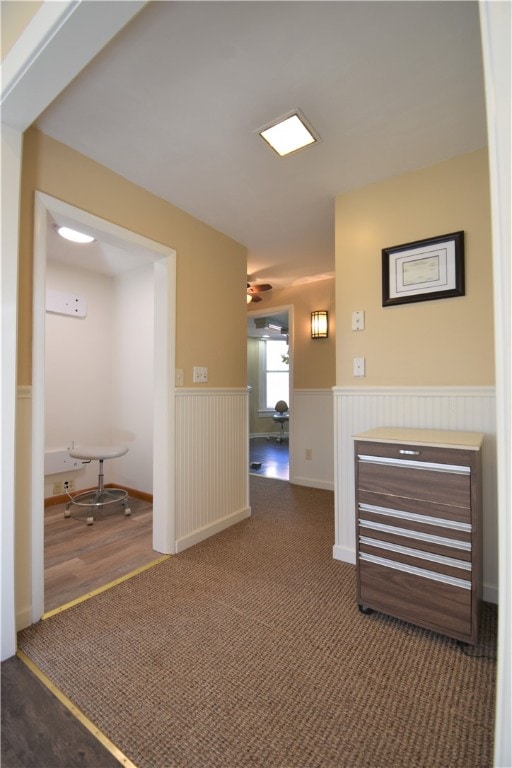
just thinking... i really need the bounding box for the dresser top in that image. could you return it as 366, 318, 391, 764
353, 427, 483, 450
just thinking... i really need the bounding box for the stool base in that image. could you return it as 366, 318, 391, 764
65, 488, 130, 525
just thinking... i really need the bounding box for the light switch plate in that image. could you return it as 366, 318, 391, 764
352, 310, 365, 331
353, 357, 365, 376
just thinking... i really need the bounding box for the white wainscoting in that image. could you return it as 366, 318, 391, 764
290, 389, 334, 491
333, 386, 498, 604
175, 388, 250, 552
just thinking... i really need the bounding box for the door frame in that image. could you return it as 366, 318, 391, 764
31, 192, 176, 621
247, 303, 294, 477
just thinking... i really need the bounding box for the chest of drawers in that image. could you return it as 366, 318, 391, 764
354, 428, 483, 644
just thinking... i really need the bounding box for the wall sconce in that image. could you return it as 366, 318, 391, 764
311, 310, 328, 339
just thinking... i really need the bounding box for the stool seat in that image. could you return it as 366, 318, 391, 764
69, 445, 128, 461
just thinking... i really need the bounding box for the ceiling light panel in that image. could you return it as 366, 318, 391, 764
259, 111, 319, 157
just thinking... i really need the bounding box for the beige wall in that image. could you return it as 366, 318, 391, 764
18, 129, 248, 387
250, 279, 336, 391
335, 149, 494, 386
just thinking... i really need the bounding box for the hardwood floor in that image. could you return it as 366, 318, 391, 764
249, 436, 289, 480
1, 656, 122, 768
44, 495, 160, 612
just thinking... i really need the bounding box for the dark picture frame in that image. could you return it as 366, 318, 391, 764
382, 231, 465, 307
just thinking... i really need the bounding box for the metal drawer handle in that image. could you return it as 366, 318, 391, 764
359, 519, 471, 551
359, 503, 472, 533
358, 455, 470, 474
359, 536, 472, 571
359, 553, 471, 590
399, 449, 420, 455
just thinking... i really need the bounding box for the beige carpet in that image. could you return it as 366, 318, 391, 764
19, 476, 497, 768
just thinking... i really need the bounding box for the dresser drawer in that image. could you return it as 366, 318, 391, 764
358, 558, 472, 641
355, 440, 476, 468
357, 456, 471, 507
358, 536, 472, 581
357, 490, 471, 525
358, 506, 472, 562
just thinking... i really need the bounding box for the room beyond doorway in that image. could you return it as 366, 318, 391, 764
249, 437, 289, 481
247, 305, 293, 482
30, 192, 176, 626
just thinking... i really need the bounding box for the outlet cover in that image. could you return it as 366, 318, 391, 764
193, 366, 208, 383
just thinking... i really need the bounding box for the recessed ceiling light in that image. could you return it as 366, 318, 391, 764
259, 111, 319, 157
56, 226, 95, 244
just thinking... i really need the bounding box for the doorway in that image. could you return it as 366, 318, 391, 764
247, 305, 293, 480
31, 193, 176, 622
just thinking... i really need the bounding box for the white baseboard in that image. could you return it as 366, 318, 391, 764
332, 544, 356, 565
290, 475, 334, 491
483, 583, 498, 605
175, 506, 251, 553
250, 432, 285, 440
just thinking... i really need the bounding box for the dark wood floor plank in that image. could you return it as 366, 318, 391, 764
1, 657, 122, 768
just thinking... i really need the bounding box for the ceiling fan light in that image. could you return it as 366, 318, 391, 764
259, 111, 319, 157
56, 226, 95, 244
247, 294, 253, 304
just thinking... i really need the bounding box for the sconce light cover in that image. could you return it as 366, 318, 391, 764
311, 310, 329, 339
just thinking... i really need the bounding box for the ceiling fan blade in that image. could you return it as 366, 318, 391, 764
249, 283, 272, 293
250, 294, 262, 302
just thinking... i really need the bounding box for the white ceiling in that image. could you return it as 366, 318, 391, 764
35, 1, 487, 289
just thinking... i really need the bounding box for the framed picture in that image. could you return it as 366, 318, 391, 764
382, 231, 465, 307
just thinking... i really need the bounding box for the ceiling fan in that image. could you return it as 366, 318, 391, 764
247, 282, 272, 303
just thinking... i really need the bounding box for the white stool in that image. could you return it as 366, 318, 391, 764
64, 446, 130, 525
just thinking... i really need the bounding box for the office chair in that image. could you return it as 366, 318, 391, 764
272, 400, 289, 443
